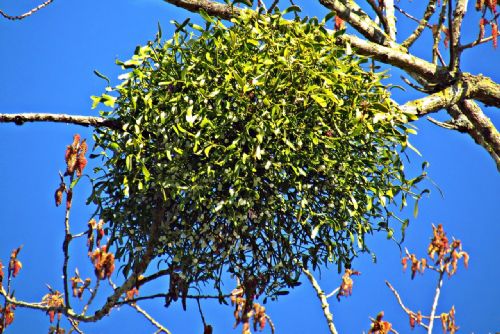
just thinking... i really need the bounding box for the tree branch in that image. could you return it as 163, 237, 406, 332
0, 113, 121, 129
427, 271, 444, 334
453, 101, 500, 171
401, 0, 438, 48
301, 267, 339, 334
319, 0, 392, 46
399, 82, 467, 116
365, 0, 389, 34
162, 0, 238, 20
463, 73, 500, 108
0, 0, 54, 20
384, 0, 397, 41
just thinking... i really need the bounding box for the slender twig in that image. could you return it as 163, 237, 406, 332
196, 298, 207, 328
268, 0, 280, 13
432, 1, 448, 65
447, 0, 457, 71
301, 267, 339, 334
132, 303, 172, 334
0, 0, 54, 20
385, 281, 431, 330
115, 292, 230, 306
265, 314, 276, 334
0, 113, 121, 129
325, 287, 340, 299
427, 271, 444, 334
460, 35, 494, 50
365, 0, 389, 34
400, 1, 438, 48
68, 318, 85, 334
108, 278, 172, 334
81, 279, 101, 316
62, 173, 73, 309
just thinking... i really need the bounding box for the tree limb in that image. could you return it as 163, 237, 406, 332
0, 113, 121, 129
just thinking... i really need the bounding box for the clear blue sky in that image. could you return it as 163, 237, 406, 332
0, 1, 498, 333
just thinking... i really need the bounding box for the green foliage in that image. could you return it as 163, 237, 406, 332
90, 10, 423, 300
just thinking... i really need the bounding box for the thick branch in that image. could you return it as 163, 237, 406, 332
0, 113, 121, 129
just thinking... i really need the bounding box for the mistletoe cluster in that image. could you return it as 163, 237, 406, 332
90, 9, 424, 300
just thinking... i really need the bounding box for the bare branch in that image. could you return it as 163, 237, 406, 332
432, 1, 448, 65
325, 287, 340, 299
0, 0, 54, 20
448, 0, 468, 71
0, 113, 121, 129
460, 35, 494, 50
162, 0, 239, 20
400, 0, 438, 48
365, 0, 389, 34
268, 0, 280, 13
452, 101, 500, 171
427, 271, 444, 334
385, 281, 430, 330
320, 0, 392, 46
265, 314, 276, 334
384, 0, 397, 40
301, 267, 339, 334
463, 73, 500, 108
132, 304, 172, 334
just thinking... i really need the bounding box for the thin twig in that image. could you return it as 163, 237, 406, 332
115, 292, 230, 306
196, 298, 207, 328
62, 175, 73, 309
68, 318, 85, 334
0, 0, 54, 20
325, 287, 340, 299
385, 281, 430, 330
132, 304, 172, 334
400, 1, 439, 48
265, 314, 276, 334
432, 1, 448, 65
268, 0, 280, 13
301, 267, 339, 334
427, 271, 444, 334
